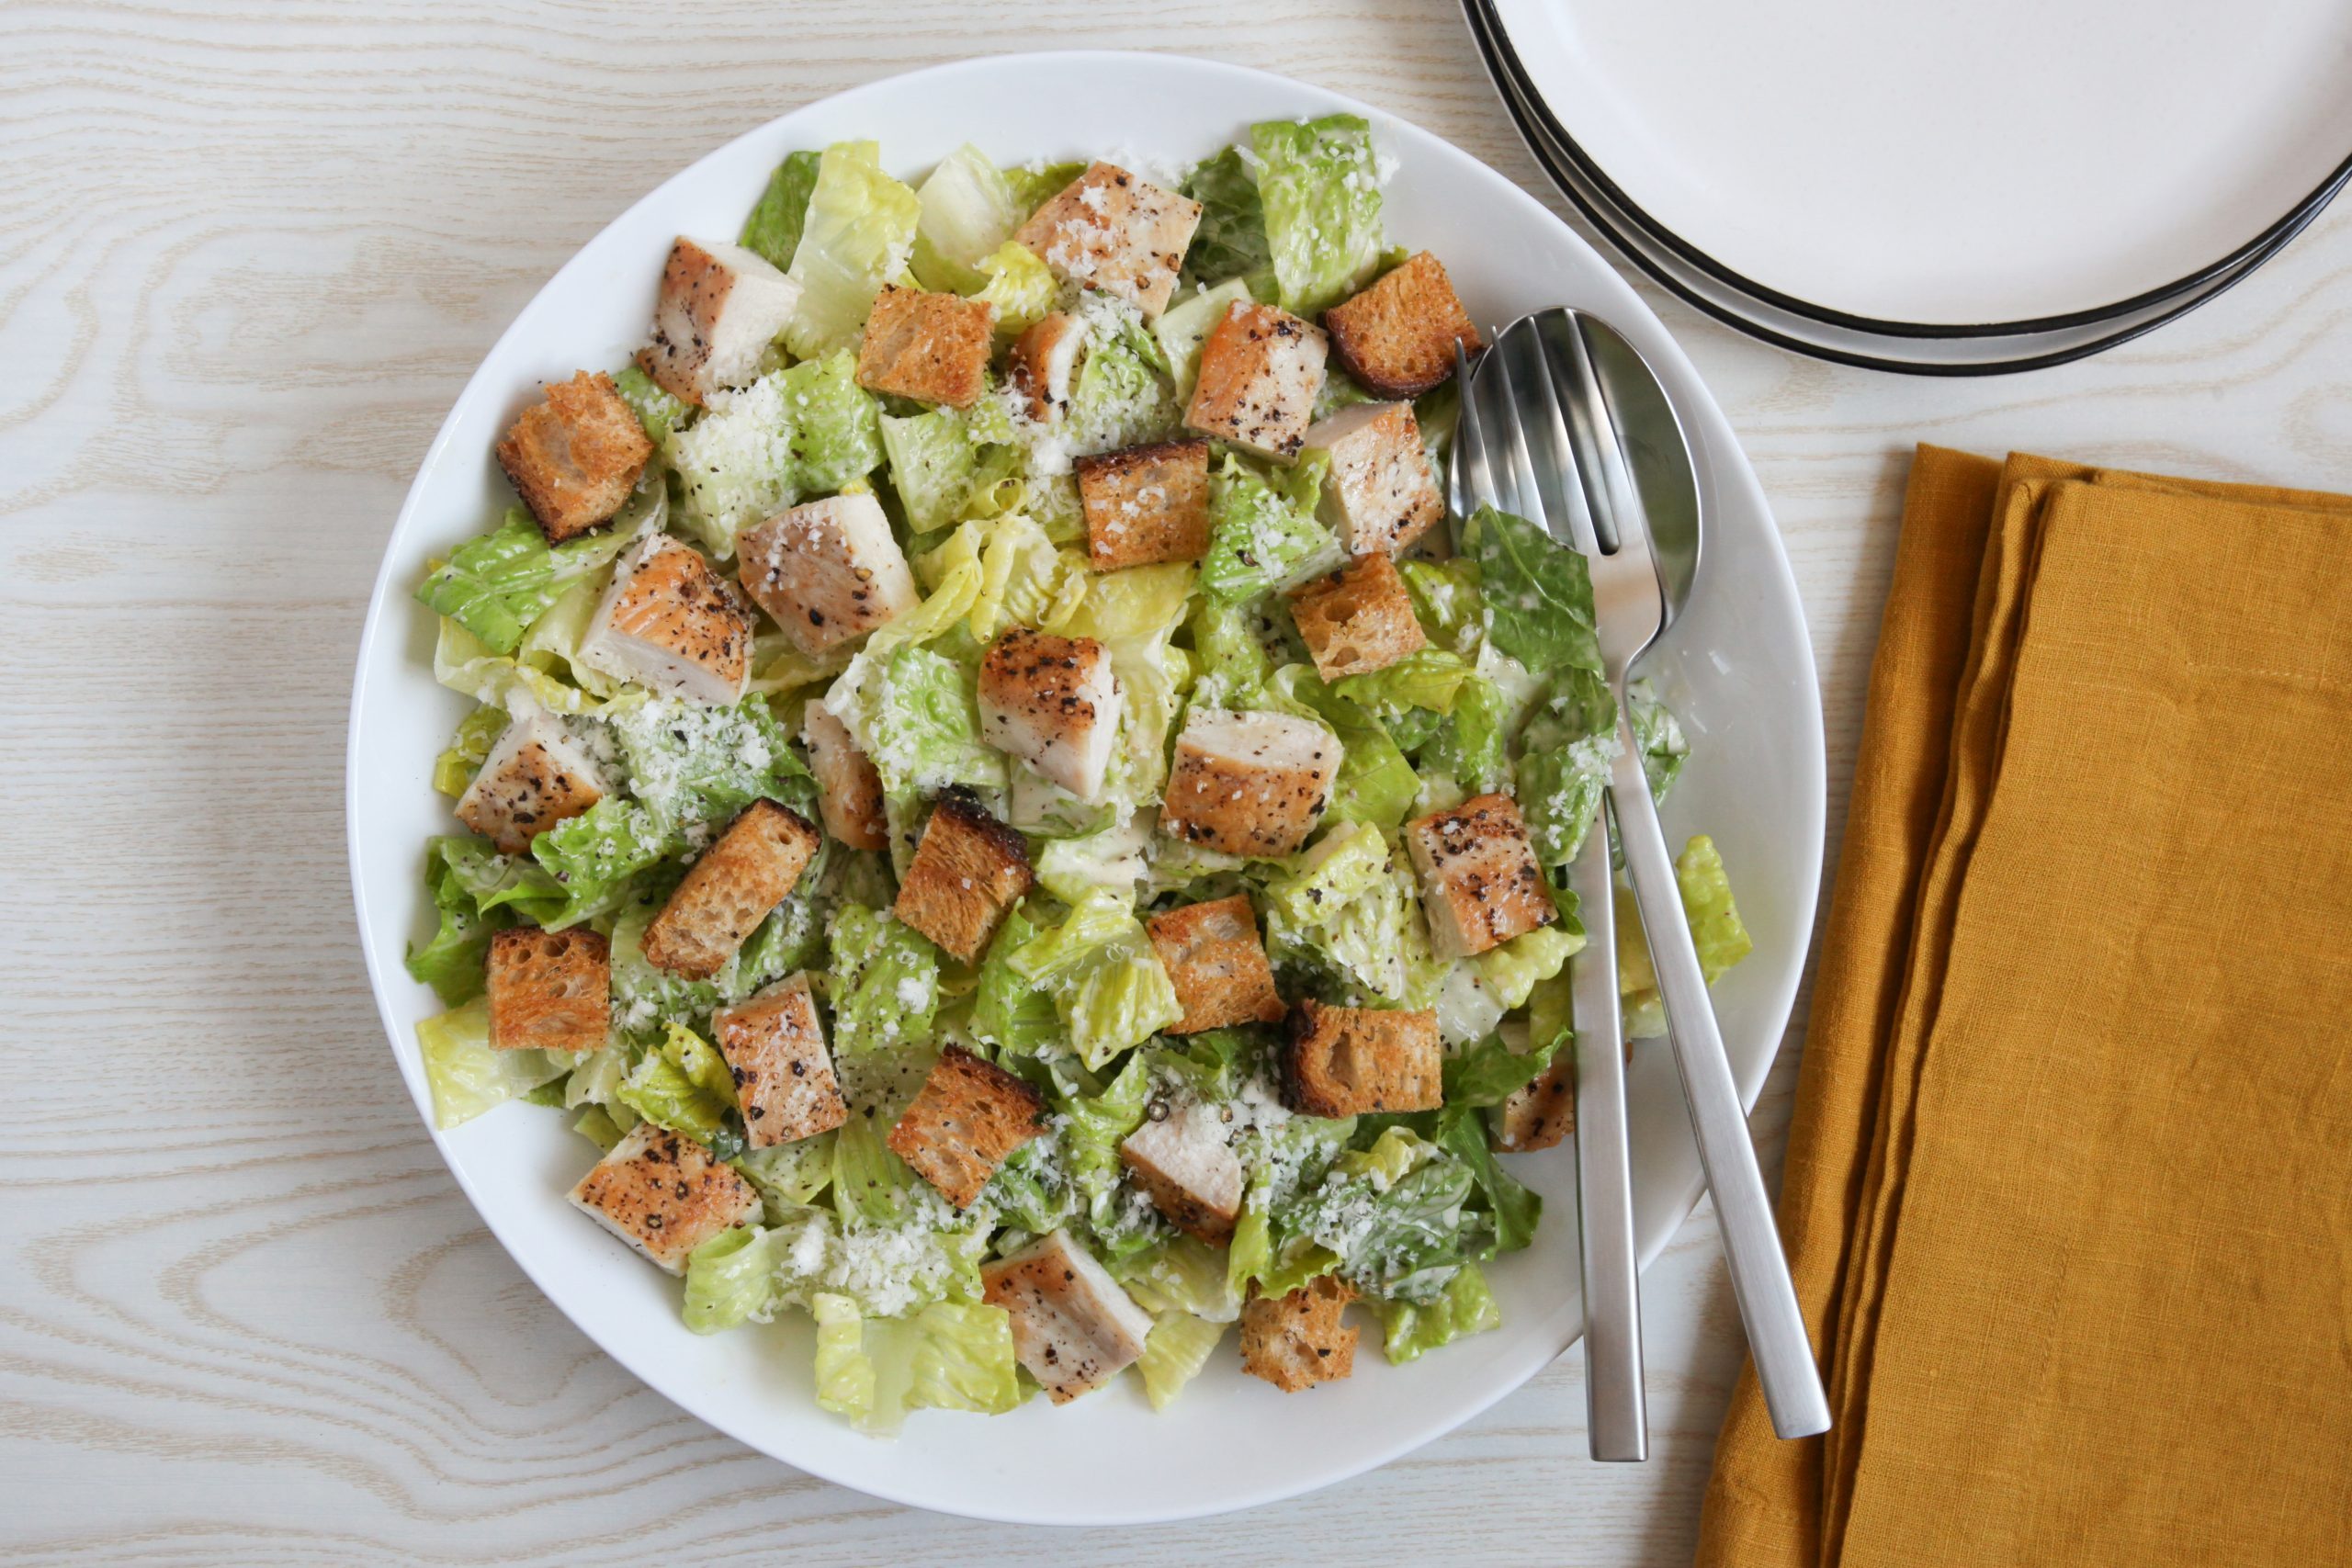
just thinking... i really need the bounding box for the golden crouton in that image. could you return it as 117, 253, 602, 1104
711, 973, 847, 1147
1405, 794, 1555, 960
1148, 895, 1284, 1032
486, 927, 610, 1054
1159, 707, 1338, 859
1121, 1101, 1245, 1245
1303, 401, 1445, 558
1007, 310, 1082, 423
1281, 999, 1442, 1117
854, 284, 994, 409
1321, 251, 1482, 399
1185, 299, 1329, 461
887, 1044, 1046, 1209
642, 800, 820, 979
1239, 1276, 1360, 1392
1013, 162, 1203, 321
1493, 1051, 1575, 1153
800, 702, 888, 852
495, 370, 653, 544
1076, 438, 1213, 570
891, 791, 1035, 964
1286, 553, 1429, 680
568, 1122, 762, 1274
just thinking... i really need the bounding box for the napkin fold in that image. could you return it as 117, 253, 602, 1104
1697, 448, 2352, 1568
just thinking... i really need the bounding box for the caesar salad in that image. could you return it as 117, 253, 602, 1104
403, 118, 1751, 1434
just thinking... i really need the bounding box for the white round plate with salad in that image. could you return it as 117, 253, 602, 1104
346, 51, 1824, 1525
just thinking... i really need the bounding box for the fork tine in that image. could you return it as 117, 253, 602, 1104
1508, 321, 1603, 557
1452, 337, 1495, 516
1488, 328, 1552, 532
1542, 313, 1646, 561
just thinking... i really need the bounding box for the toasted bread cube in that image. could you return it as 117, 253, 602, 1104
1159, 708, 1338, 860
456, 711, 606, 854
737, 492, 920, 659
977, 627, 1120, 802
1302, 401, 1444, 558
711, 973, 846, 1148
579, 535, 755, 705
1406, 794, 1555, 960
1185, 299, 1329, 461
569, 1122, 761, 1274
1321, 251, 1481, 399
981, 1228, 1155, 1402
854, 284, 994, 409
495, 371, 654, 544
1076, 438, 1213, 570
1007, 310, 1083, 423
1012, 162, 1203, 321
888, 1044, 1046, 1209
1493, 1051, 1575, 1153
486, 927, 610, 1054
800, 701, 888, 852
891, 792, 1035, 963
638, 236, 802, 407
1286, 552, 1428, 680
642, 800, 820, 979
1240, 1276, 1360, 1392
1148, 895, 1284, 1032
1121, 1100, 1245, 1245
1281, 998, 1442, 1116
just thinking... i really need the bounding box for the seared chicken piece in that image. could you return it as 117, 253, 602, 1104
579, 534, 755, 705
977, 627, 1120, 802
1301, 400, 1444, 558
569, 1122, 762, 1274
638, 236, 802, 406
1012, 163, 1203, 321
456, 711, 606, 854
1159, 707, 1338, 859
1121, 1100, 1246, 1245
1007, 310, 1084, 423
981, 1228, 1157, 1401
800, 701, 888, 852
1185, 299, 1329, 461
737, 492, 920, 659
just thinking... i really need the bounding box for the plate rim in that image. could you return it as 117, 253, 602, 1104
1463, 0, 2347, 377
344, 46, 1826, 1524
1469, 0, 2352, 344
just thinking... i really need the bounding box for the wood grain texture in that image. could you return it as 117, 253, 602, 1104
3, 1, 2347, 1561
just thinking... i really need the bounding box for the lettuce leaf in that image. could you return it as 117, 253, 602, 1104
828, 905, 941, 1056
970, 902, 1064, 1054
1251, 115, 1385, 316
1462, 503, 1603, 677
414, 507, 639, 656
404, 846, 511, 1006
1067, 294, 1182, 457
910, 143, 1023, 293
1631, 680, 1690, 803
415, 997, 576, 1129
1268, 664, 1418, 831
1198, 451, 1338, 603
672, 352, 884, 555
616, 1021, 740, 1155
1181, 146, 1271, 287
1137, 1312, 1228, 1409
1153, 276, 1254, 401
1375, 1262, 1500, 1363
1261, 821, 1425, 1002
968, 240, 1057, 344
741, 149, 822, 270
1059, 1052, 1160, 1258
1007, 890, 1182, 1069
1678, 834, 1752, 982
811, 1292, 1022, 1436
785, 141, 922, 360
613, 363, 692, 448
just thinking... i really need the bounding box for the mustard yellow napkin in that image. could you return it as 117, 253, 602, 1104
1698, 448, 2352, 1568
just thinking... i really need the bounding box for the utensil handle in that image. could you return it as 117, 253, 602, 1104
1570, 808, 1647, 1461
1607, 715, 1831, 1440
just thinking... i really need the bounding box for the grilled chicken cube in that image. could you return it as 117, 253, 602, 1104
1280, 998, 1443, 1116
891, 791, 1035, 963
1185, 299, 1329, 461
1012, 162, 1203, 321
1075, 438, 1213, 570
642, 800, 820, 979
1302, 400, 1444, 558
854, 284, 994, 409
800, 701, 888, 852
486, 927, 610, 1055
711, 973, 847, 1147
1159, 707, 1338, 860
1147, 895, 1284, 1033
981, 1228, 1156, 1402
495, 370, 654, 544
1320, 251, 1482, 399
1239, 1276, 1360, 1392
638, 236, 802, 407
977, 627, 1120, 802
1007, 310, 1083, 423
1493, 1051, 1575, 1153
455, 711, 607, 854
1286, 552, 1429, 680
578, 534, 755, 705
568, 1122, 762, 1275
1405, 793, 1555, 960
888, 1044, 1046, 1209
737, 492, 920, 659
1121, 1100, 1246, 1245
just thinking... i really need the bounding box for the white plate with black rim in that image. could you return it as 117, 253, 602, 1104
345, 50, 1825, 1524
1467, 0, 2352, 374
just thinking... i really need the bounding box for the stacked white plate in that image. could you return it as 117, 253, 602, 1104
1464, 0, 2352, 374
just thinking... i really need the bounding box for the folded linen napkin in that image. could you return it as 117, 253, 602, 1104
1696, 448, 2352, 1568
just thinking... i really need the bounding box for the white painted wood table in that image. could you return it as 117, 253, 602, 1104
5, 4, 2346, 1562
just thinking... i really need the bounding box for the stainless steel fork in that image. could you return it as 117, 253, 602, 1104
1452, 336, 1646, 1462
1457, 313, 1831, 1442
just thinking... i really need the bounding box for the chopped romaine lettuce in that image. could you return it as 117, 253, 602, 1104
910, 144, 1023, 293
1137, 1312, 1228, 1408
1375, 1262, 1501, 1363
1067, 293, 1182, 457
811, 1292, 1022, 1436
415, 997, 576, 1129
414, 507, 639, 656
1180, 145, 1270, 287
1007, 890, 1182, 1069
672, 352, 884, 554
1251, 115, 1385, 316
1261, 821, 1426, 1002
1198, 450, 1338, 603
1461, 503, 1602, 676
1153, 276, 1255, 400
616, 1021, 740, 1156
613, 363, 692, 448
785, 141, 922, 360
969, 241, 1057, 343
740, 149, 823, 270
828, 905, 942, 1056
